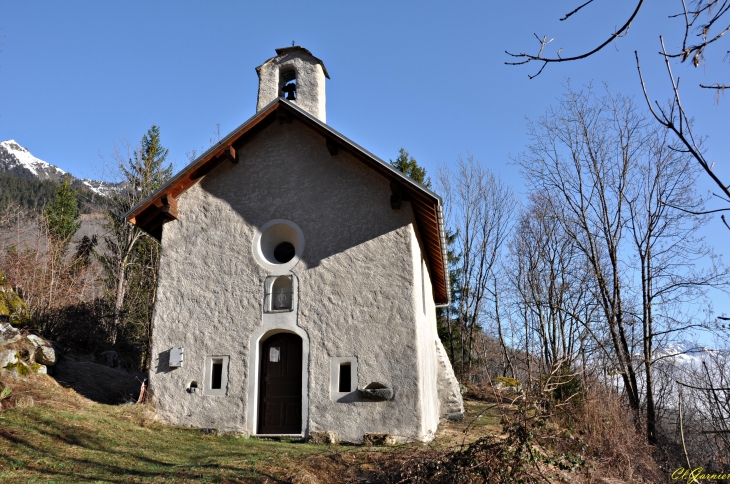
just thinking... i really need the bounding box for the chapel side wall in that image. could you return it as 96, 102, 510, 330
149, 119, 424, 441
409, 221, 441, 440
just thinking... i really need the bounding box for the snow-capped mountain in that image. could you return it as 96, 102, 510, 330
0, 139, 68, 181
654, 341, 724, 367
0, 139, 114, 196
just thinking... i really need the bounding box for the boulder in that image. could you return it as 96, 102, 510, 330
0, 322, 21, 345
363, 433, 395, 446
0, 349, 18, 369
26, 334, 45, 347
26, 334, 56, 366
308, 430, 337, 444
34, 344, 56, 367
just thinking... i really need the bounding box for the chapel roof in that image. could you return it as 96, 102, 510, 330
124, 98, 450, 305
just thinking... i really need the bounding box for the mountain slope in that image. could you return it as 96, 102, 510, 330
0, 173, 58, 211
654, 340, 724, 367
0, 140, 68, 182
0, 139, 115, 197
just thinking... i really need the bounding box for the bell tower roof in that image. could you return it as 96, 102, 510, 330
267, 46, 330, 78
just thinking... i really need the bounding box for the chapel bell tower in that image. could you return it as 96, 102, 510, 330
255, 46, 330, 123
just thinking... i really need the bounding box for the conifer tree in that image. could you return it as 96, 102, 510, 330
44, 175, 80, 242
390, 148, 431, 188
100, 125, 172, 357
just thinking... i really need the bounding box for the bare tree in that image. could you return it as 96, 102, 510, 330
625, 111, 729, 442
509, 191, 598, 374
516, 85, 728, 443
506, 0, 730, 225
437, 155, 515, 376
518, 85, 644, 422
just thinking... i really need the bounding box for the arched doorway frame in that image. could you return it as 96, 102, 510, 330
247, 325, 309, 435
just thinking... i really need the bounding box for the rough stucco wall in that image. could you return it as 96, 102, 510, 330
256, 52, 326, 122
150, 119, 428, 442
410, 223, 441, 440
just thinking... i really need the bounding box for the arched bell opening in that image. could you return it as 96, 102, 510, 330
279, 67, 297, 100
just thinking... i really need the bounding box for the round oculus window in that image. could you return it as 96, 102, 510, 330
274, 242, 296, 263
252, 219, 304, 271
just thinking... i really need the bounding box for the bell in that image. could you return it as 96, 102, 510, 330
282, 83, 296, 100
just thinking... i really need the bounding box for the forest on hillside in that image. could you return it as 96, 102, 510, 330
0, 173, 101, 214
0, 173, 58, 211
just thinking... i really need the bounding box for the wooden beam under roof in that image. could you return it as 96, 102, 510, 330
161, 194, 178, 220
326, 137, 339, 156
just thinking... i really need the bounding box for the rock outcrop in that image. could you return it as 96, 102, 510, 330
0, 321, 22, 345
27, 334, 57, 367
0, 271, 31, 327
0, 322, 56, 377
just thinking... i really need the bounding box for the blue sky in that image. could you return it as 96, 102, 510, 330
1, 1, 728, 322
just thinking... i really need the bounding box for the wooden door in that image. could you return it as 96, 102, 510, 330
258, 333, 303, 434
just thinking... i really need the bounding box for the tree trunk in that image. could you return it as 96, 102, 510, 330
112, 260, 126, 345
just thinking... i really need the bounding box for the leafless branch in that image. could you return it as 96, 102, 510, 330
560, 0, 596, 21
676, 380, 730, 391
665, 23, 730, 65
668, 0, 730, 67
660, 199, 730, 214
635, 43, 730, 205
506, 0, 645, 78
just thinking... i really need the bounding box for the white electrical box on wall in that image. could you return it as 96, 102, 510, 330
169, 347, 184, 368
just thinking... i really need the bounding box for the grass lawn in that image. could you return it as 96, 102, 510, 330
0, 374, 502, 483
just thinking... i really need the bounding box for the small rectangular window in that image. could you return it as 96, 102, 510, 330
211, 359, 223, 389
338, 363, 351, 392
204, 355, 229, 396
330, 357, 357, 400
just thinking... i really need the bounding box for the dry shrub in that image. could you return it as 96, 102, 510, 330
316, 382, 663, 484
0, 205, 102, 335
0, 372, 91, 412
555, 383, 662, 483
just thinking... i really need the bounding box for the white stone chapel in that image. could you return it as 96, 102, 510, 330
126, 47, 463, 442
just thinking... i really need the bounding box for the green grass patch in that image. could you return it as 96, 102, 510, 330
0, 375, 509, 483
0, 377, 333, 483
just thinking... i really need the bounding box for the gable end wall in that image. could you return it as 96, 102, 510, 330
149, 119, 436, 441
